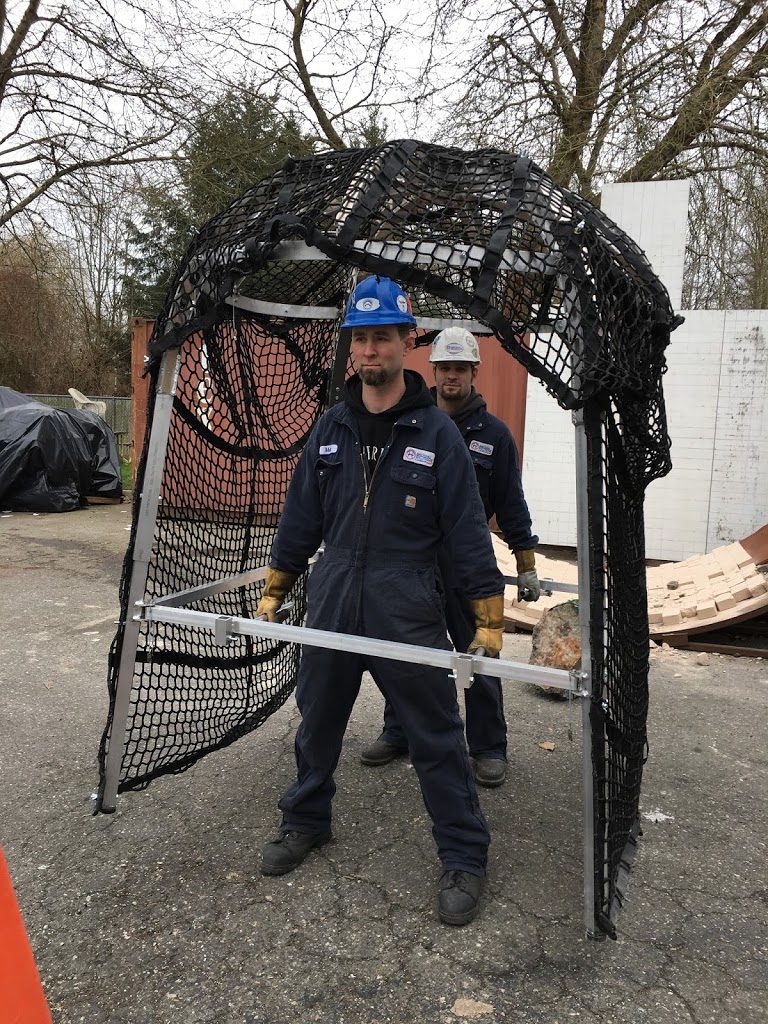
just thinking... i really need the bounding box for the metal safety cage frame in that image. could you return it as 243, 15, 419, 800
95, 141, 681, 942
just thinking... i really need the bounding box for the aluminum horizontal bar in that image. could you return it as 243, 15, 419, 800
356, 240, 558, 277
227, 295, 340, 320
412, 315, 493, 334
225, 294, 492, 334
504, 575, 580, 596
138, 604, 576, 691
269, 240, 558, 276
148, 566, 269, 608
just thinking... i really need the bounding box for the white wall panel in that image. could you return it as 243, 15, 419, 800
706, 315, 768, 549
520, 182, 766, 562
601, 180, 690, 309
643, 310, 723, 559
521, 376, 576, 548
523, 311, 768, 561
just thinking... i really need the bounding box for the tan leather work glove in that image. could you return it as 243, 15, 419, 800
468, 593, 505, 657
515, 548, 541, 602
256, 567, 298, 621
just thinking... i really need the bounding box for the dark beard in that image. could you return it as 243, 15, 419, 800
438, 384, 470, 404
358, 367, 390, 387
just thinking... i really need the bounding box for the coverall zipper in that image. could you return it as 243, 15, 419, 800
359, 421, 400, 512
360, 447, 387, 510
354, 422, 405, 625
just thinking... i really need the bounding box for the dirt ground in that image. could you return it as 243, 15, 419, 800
1, 502, 766, 1024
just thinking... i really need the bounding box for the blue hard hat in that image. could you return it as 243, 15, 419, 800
341, 276, 417, 329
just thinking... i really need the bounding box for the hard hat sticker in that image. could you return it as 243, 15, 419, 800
340, 276, 416, 329
428, 326, 481, 364
403, 446, 435, 467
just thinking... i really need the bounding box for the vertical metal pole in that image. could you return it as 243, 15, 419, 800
100, 349, 181, 812
573, 408, 601, 940
326, 328, 351, 408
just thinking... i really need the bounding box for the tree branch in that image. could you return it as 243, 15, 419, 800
542, 0, 578, 75
285, 0, 346, 149
548, 0, 606, 187
0, 0, 40, 103
602, 0, 666, 74
621, 33, 768, 183
0, 136, 175, 229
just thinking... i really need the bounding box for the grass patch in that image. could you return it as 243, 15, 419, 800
120, 461, 133, 492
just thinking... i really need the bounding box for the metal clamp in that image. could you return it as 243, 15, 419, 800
308, 546, 325, 566
451, 652, 476, 690
214, 616, 235, 646
569, 668, 590, 697
503, 574, 579, 597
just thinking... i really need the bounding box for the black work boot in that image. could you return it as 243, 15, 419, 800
260, 830, 332, 876
438, 870, 484, 926
360, 739, 408, 767
473, 757, 507, 788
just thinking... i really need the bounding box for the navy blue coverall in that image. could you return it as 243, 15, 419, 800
270, 372, 504, 876
381, 389, 538, 762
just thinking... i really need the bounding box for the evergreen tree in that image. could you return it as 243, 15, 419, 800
126, 87, 314, 317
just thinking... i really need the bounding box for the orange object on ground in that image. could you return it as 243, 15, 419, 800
0, 848, 53, 1024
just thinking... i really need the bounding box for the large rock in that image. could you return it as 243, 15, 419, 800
530, 599, 581, 697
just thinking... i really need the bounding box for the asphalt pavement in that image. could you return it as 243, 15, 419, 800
1, 502, 766, 1024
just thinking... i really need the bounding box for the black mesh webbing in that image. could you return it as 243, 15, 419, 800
97, 141, 680, 935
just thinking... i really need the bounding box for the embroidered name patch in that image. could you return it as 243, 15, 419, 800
403, 446, 435, 467
469, 440, 494, 456
404, 494, 417, 509
319, 444, 338, 455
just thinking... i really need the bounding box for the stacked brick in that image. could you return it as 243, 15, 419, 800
646, 542, 767, 631
494, 536, 768, 636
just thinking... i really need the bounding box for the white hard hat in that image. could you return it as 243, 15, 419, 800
428, 327, 481, 365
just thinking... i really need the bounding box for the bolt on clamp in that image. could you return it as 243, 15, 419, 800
568, 668, 590, 697
451, 652, 476, 690
214, 616, 235, 646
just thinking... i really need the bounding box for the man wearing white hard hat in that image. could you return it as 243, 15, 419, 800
361, 326, 540, 788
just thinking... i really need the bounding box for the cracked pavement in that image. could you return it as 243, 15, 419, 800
1, 503, 766, 1023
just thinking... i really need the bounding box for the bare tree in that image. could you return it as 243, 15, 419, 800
231, 0, 431, 148
57, 169, 136, 391
225, 1, 768, 307
734, 163, 768, 308
683, 161, 743, 308
6, 2, 765, 315
0, 228, 83, 391
0, 197, 138, 394
422, 0, 768, 203
0, 0, 199, 230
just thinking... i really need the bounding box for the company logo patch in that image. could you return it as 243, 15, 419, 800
469, 440, 494, 456
356, 297, 380, 311
403, 446, 435, 467
404, 494, 417, 509
319, 444, 338, 455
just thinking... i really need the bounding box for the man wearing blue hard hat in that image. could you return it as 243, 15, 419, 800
256, 275, 505, 925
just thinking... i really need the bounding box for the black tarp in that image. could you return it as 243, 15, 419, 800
0, 387, 123, 512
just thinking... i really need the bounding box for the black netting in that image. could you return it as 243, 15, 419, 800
97, 141, 681, 934
582, 398, 652, 937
